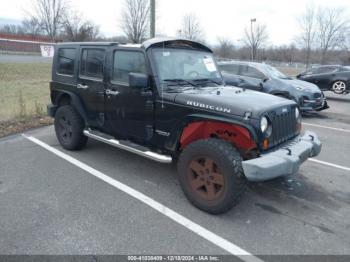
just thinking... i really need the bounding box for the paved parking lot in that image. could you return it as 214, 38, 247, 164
0, 93, 349, 259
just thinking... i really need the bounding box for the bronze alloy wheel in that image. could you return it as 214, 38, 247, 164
178, 139, 247, 214
188, 157, 225, 201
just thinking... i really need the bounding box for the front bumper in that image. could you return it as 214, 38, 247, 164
242, 131, 321, 182
299, 92, 329, 112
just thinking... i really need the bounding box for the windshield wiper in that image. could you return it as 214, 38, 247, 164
163, 86, 195, 93
193, 78, 222, 86
161, 79, 198, 93
162, 79, 198, 87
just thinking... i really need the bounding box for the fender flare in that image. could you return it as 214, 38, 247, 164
331, 79, 348, 85
54, 90, 88, 121
164, 114, 258, 152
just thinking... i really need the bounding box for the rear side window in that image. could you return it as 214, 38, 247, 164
57, 48, 76, 75
316, 67, 338, 74
240, 65, 265, 79
80, 49, 105, 79
112, 51, 146, 83
219, 64, 240, 75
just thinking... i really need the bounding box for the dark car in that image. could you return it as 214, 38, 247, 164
47, 38, 321, 214
296, 65, 350, 94
218, 61, 329, 112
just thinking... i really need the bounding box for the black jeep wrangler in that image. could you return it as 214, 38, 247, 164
48, 38, 321, 214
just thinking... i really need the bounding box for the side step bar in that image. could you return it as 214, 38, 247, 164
83, 129, 172, 164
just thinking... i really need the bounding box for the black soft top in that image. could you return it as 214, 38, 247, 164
55, 38, 213, 53
56, 42, 119, 46
142, 38, 213, 53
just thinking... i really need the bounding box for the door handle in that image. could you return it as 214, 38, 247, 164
105, 89, 120, 96
77, 84, 89, 89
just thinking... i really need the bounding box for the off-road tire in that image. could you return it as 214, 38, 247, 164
54, 105, 87, 151
177, 139, 247, 214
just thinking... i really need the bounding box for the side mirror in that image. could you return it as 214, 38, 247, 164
259, 82, 264, 90
259, 78, 269, 90
129, 73, 149, 89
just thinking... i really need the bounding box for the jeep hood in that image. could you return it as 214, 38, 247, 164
172, 86, 295, 119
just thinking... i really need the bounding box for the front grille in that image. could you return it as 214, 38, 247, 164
268, 107, 299, 148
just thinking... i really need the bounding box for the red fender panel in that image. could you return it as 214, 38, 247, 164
180, 121, 256, 151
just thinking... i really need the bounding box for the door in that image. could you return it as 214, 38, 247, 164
309, 67, 336, 90
238, 65, 265, 91
105, 49, 154, 142
77, 47, 106, 122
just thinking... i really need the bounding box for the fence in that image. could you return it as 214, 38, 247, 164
0, 34, 54, 56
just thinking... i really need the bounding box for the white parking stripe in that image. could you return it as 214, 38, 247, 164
303, 123, 350, 133
309, 159, 350, 172
23, 134, 263, 262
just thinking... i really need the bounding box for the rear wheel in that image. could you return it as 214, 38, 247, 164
177, 139, 247, 214
332, 81, 347, 94
54, 105, 87, 150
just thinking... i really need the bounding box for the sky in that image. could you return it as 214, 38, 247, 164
0, 0, 349, 46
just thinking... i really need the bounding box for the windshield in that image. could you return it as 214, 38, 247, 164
258, 64, 289, 79
152, 48, 222, 83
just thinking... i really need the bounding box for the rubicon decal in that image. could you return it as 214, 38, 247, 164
186, 101, 231, 113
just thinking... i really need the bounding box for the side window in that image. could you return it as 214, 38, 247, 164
304, 69, 315, 75
240, 65, 265, 79
80, 49, 105, 79
57, 48, 76, 75
220, 64, 240, 75
316, 67, 337, 74
112, 51, 147, 83
340, 66, 350, 72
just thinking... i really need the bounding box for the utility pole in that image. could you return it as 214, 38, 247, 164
250, 18, 256, 61
150, 0, 156, 38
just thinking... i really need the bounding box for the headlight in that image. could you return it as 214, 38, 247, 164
295, 86, 311, 92
260, 116, 273, 137
260, 117, 268, 133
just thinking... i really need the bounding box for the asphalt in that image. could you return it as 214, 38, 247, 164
0, 94, 349, 257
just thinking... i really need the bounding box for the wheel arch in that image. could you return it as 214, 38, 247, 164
331, 79, 348, 85
53, 90, 87, 121
166, 114, 258, 155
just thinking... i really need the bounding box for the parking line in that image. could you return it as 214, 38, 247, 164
309, 158, 350, 172
22, 134, 263, 262
303, 123, 350, 133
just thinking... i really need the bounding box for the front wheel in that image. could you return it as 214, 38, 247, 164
54, 105, 88, 151
332, 81, 347, 94
177, 139, 247, 214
